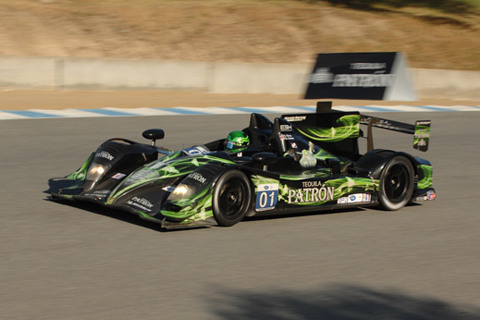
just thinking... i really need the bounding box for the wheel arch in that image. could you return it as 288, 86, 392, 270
356, 149, 420, 180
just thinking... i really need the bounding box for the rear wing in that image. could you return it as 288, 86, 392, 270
360, 115, 431, 152
282, 101, 431, 154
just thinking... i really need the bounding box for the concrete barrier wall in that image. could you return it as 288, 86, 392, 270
210, 62, 311, 94
62, 58, 211, 91
0, 56, 479, 100
411, 68, 480, 100
0, 56, 58, 89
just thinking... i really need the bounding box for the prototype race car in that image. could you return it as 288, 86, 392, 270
49, 104, 435, 229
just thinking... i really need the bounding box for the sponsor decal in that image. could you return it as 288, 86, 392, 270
427, 190, 436, 200
416, 140, 427, 147
350, 63, 387, 70
332, 73, 395, 88
279, 133, 294, 141
187, 172, 207, 184
360, 116, 391, 127
283, 116, 306, 122
96, 151, 114, 161
416, 120, 431, 126
414, 130, 430, 139
112, 173, 126, 180
414, 121, 431, 152
92, 190, 110, 195
162, 186, 176, 193
337, 193, 372, 204
290, 142, 298, 149
280, 124, 293, 132
288, 182, 335, 204
256, 184, 279, 211
309, 66, 394, 88
302, 181, 325, 187
304, 52, 415, 100
184, 146, 209, 156
127, 196, 154, 212
83, 190, 111, 198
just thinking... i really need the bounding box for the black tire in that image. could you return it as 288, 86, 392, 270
213, 169, 251, 226
378, 156, 414, 211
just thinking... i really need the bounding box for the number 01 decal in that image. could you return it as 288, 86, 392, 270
255, 184, 279, 212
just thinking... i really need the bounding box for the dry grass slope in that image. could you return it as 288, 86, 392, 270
0, 0, 479, 70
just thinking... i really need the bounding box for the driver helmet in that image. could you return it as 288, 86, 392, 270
225, 130, 250, 150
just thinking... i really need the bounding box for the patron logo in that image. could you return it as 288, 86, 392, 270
332, 73, 395, 88
187, 172, 207, 184
96, 151, 114, 161
288, 183, 335, 204
127, 197, 154, 212
310, 67, 395, 88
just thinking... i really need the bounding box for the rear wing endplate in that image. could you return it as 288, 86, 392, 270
360, 115, 431, 152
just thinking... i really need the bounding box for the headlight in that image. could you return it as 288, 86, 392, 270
86, 164, 107, 181
167, 184, 196, 201
83, 163, 111, 191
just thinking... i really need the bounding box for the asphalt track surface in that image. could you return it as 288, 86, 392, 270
2, 111, 480, 320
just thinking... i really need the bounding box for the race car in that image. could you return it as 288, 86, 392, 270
49, 104, 435, 229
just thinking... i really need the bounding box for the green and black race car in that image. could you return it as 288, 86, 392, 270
49, 104, 435, 229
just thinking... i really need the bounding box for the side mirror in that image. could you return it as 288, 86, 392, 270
142, 129, 165, 146
252, 152, 278, 170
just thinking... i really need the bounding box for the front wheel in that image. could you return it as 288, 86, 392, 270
378, 156, 414, 211
213, 170, 251, 226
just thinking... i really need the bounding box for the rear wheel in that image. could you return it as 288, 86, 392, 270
378, 156, 414, 211
213, 170, 251, 226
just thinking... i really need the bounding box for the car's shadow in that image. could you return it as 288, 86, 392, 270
45, 177, 172, 232
47, 196, 380, 232
244, 201, 422, 224
44, 177, 76, 194
243, 206, 368, 224
46, 177, 422, 232
45, 197, 172, 232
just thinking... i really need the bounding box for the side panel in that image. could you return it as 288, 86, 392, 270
161, 164, 230, 224
249, 174, 378, 217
